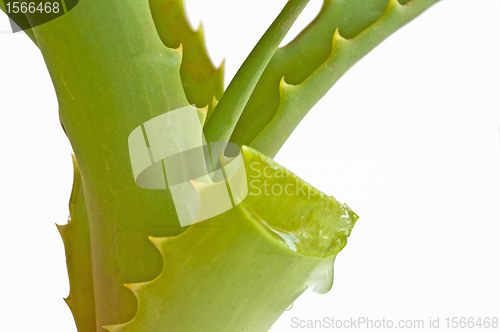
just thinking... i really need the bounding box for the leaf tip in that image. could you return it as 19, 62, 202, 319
174, 43, 183, 56
389, 0, 402, 9
149, 236, 168, 250
333, 28, 346, 43
103, 323, 127, 332
124, 282, 148, 296
212, 95, 219, 108
196, 20, 204, 34
385, 0, 403, 15
55, 223, 65, 234
218, 58, 226, 72
279, 76, 295, 94
197, 105, 209, 126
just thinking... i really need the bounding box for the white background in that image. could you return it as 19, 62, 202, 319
1, 0, 499, 331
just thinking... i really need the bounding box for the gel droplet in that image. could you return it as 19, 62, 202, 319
306, 255, 336, 294
286, 302, 294, 311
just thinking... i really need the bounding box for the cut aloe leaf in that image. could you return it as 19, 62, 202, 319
104, 146, 358, 331
243, 146, 358, 257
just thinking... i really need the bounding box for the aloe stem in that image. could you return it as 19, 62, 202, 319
203, 0, 310, 144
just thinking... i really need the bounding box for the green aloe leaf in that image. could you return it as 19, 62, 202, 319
149, 0, 224, 117
56, 155, 96, 332
104, 146, 358, 332
203, 0, 311, 144
30, 0, 192, 328
230, 0, 439, 157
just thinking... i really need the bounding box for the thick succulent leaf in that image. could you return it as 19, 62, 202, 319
230, 0, 439, 157
104, 146, 358, 332
1, 0, 222, 112
149, 0, 224, 116
30, 0, 193, 328
56, 155, 96, 332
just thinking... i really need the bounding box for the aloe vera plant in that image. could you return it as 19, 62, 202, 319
0, 0, 440, 331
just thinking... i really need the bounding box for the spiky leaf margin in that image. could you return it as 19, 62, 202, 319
57, 155, 96, 331
149, 0, 224, 119
104, 146, 358, 332
231, 0, 440, 157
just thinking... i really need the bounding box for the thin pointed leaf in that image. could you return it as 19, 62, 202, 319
203, 0, 310, 144
231, 0, 439, 157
